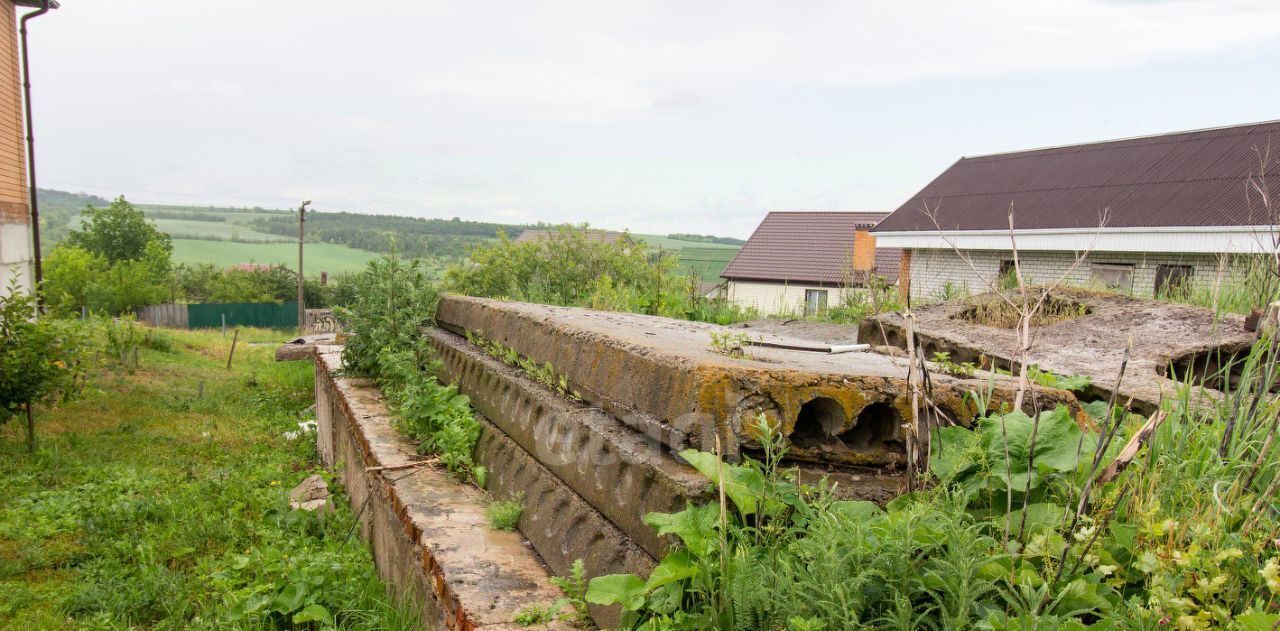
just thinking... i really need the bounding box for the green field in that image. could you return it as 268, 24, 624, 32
675, 246, 738, 282
633, 233, 742, 251
171, 239, 377, 274
149, 218, 290, 242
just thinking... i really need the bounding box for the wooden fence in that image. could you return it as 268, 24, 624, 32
138, 303, 341, 333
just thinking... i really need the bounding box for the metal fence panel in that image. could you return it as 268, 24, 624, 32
187, 301, 299, 329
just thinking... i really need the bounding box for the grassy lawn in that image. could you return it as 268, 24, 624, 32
0, 328, 417, 630
171, 239, 378, 275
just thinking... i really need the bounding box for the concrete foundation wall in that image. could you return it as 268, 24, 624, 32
906, 248, 1249, 303
312, 347, 575, 630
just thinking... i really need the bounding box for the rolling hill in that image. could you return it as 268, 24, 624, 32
34, 189, 742, 281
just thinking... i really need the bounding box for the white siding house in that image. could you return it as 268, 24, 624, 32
721, 211, 900, 316
872, 121, 1280, 302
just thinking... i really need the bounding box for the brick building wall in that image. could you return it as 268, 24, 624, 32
0, 0, 31, 295
905, 248, 1250, 303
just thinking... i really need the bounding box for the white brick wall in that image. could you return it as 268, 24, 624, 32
906, 248, 1250, 302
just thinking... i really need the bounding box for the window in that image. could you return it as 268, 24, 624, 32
997, 259, 1019, 289
1155, 264, 1193, 298
1090, 263, 1134, 292
804, 289, 828, 316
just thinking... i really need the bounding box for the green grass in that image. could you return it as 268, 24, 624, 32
171, 239, 378, 274
0, 327, 419, 630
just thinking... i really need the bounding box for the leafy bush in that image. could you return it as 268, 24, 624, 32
340, 251, 484, 482
445, 225, 756, 325
486, 493, 524, 531
43, 242, 172, 316
0, 282, 92, 450
584, 389, 1280, 630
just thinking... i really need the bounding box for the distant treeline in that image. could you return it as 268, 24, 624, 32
667, 233, 745, 245
146, 210, 228, 222
250, 211, 533, 259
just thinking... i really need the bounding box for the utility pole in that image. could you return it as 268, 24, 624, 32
297, 200, 311, 335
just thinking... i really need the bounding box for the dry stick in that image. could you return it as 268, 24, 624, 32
1063, 343, 1131, 526
905, 311, 921, 490
1228, 332, 1280, 459
1243, 468, 1280, 537
1095, 411, 1169, 486
1240, 411, 1280, 492
24, 402, 35, 453
226, 328, 240, 370
344, 465, 429, 544
1016, 389, 1046, 542
364, 458, 437, 473
1059, 480, 1135, 586
715, 431, 728, 613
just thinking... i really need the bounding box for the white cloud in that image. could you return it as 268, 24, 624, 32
25, 0, 1280, 236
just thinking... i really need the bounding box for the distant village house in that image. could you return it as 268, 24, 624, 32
873, 120, 1280, 302
720, 211, 901, 315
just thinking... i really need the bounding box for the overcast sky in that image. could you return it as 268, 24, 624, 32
26, 0, 1280, 238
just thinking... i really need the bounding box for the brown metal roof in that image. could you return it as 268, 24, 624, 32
874, 120, 1280, 233
721, 211, 899, 285
513, 229, 633, 245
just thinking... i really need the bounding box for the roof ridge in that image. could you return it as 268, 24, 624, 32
961, 119, 1280, 163
766, 210, 886, 214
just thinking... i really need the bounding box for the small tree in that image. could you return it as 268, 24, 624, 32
0, 281, 90, 452
64, 196, 172, 264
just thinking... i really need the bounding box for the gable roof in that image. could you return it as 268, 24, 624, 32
874, 119, 1280, 233
513, 229, 633, 245
721, 211, 898, 285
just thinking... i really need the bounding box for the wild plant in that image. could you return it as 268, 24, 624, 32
340, 251, 484, 482
931, 351, 977, 378
708, 331, 751, 358
102, 315, 141, 371
466, 330, 582, 401
486, 493, 524, 531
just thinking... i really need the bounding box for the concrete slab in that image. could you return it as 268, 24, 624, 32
861, 287, 1256, 413
430, 328, 710, 558
436, 295, 1075, 469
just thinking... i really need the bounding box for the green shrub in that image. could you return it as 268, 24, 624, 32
0, 282, 93, 450
340, 251, 484, 482
486, 493, 524, 531
444, 225, 757, 325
